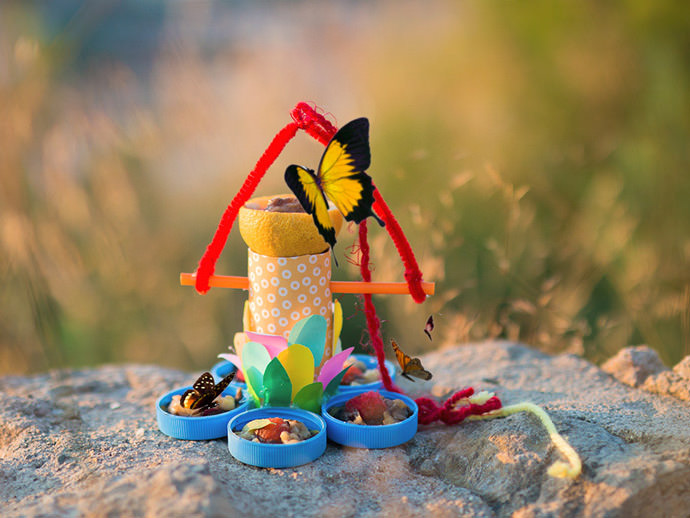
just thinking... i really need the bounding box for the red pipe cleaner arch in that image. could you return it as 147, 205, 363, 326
194, 102, 425, 299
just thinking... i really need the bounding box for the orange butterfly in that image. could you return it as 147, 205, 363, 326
391, 339, 432, 382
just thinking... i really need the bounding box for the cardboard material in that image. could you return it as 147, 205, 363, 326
246, 249, 334, 364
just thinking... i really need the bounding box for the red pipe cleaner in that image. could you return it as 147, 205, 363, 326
358, 221, 403, 394
416, 388, 503, 425
372, 191, 426, 303
195, 102, 425, 297
195, 122, 299, 293
290, 102, 337, 144
195, 103, 336, 293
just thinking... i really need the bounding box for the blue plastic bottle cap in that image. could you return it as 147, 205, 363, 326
338, 354, 397, 394
227, 407, 327, 468
156, 386, 250, 440
210, 360, 247, 391
322, 388, 418, 448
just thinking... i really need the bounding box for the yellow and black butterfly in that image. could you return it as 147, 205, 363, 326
391, 339, 433, 382
180, 371, 235, 411
285, 118, 384, 263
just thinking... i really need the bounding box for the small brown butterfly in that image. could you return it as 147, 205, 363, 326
180, 371, 235, 411
424, 315, 434, 341
391, 339, 432, 382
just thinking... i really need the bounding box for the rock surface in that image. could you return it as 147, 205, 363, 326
603, 345, 690, 401
600, 345, 670, 387
1, 341, 689, 518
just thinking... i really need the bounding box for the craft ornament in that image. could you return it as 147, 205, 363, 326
178, 103, 582, 478
228, 315, 352, 410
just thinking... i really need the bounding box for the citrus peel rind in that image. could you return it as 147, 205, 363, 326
238, 195, 343, 257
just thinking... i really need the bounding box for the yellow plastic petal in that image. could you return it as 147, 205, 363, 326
243, 300, 252, 333
277, 344, 315, 401
332, 299, 343, 357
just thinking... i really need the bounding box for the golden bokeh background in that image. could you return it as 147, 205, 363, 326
2, 1, 689, 375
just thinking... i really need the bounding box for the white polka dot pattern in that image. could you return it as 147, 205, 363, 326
247, 249, 333, 358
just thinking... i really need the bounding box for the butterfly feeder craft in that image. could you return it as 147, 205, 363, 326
164, 102, 583, 477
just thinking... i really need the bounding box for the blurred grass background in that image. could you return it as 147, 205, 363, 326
2, 0, 689, 375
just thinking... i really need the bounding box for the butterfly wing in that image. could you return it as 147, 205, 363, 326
391, 339, 432, 382
403, 358, 433, 381
391, 339, 413, 381
319, 118, 382, 225
212, 371, 236, 398
285, 165, 337, 251
424, 315, 434, 341
182, 371, 229, 410
193, 372, 216, 393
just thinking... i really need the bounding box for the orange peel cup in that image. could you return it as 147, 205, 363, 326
238, 194, 343, 257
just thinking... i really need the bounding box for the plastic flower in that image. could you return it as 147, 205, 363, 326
220, 315, 352, 412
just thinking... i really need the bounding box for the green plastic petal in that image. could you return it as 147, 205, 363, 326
262, 357, 293, 407
323, 366, 350, 399
242, 341, 271, 405
293, 382, 324, 413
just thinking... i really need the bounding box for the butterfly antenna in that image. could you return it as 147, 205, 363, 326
372, 212, 385, 227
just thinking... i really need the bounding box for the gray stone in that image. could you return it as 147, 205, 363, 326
642, 354, 690, 402
673, 356, 690, 379
601, 346, 690, 401
1, 342, 689, 517
600, 345, 669, 387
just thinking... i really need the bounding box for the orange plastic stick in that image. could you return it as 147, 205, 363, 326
179, 273, 434, 296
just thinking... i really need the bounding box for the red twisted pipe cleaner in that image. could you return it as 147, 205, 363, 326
194, 122, 300, 293
358, 221, 403, 393
372, 190, 426, 303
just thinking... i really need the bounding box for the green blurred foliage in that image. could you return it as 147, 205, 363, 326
1, 1, 689, 374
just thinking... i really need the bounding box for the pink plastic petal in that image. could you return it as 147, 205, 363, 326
218, 353, 242, 369
245, 331, 288, 358
317, 347, 354, 387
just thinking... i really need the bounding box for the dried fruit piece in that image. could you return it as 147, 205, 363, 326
265, 196, 306, 213
341, 365, 364, 385
345, 391, 387, 424
217, 395, 237, 411
254, 417, 291, 444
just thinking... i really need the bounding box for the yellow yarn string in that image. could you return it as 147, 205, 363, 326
468, 401, 582, 479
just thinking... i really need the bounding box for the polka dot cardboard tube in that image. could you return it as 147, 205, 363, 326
247, 249, 334, 364
237, 195, 342, 368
